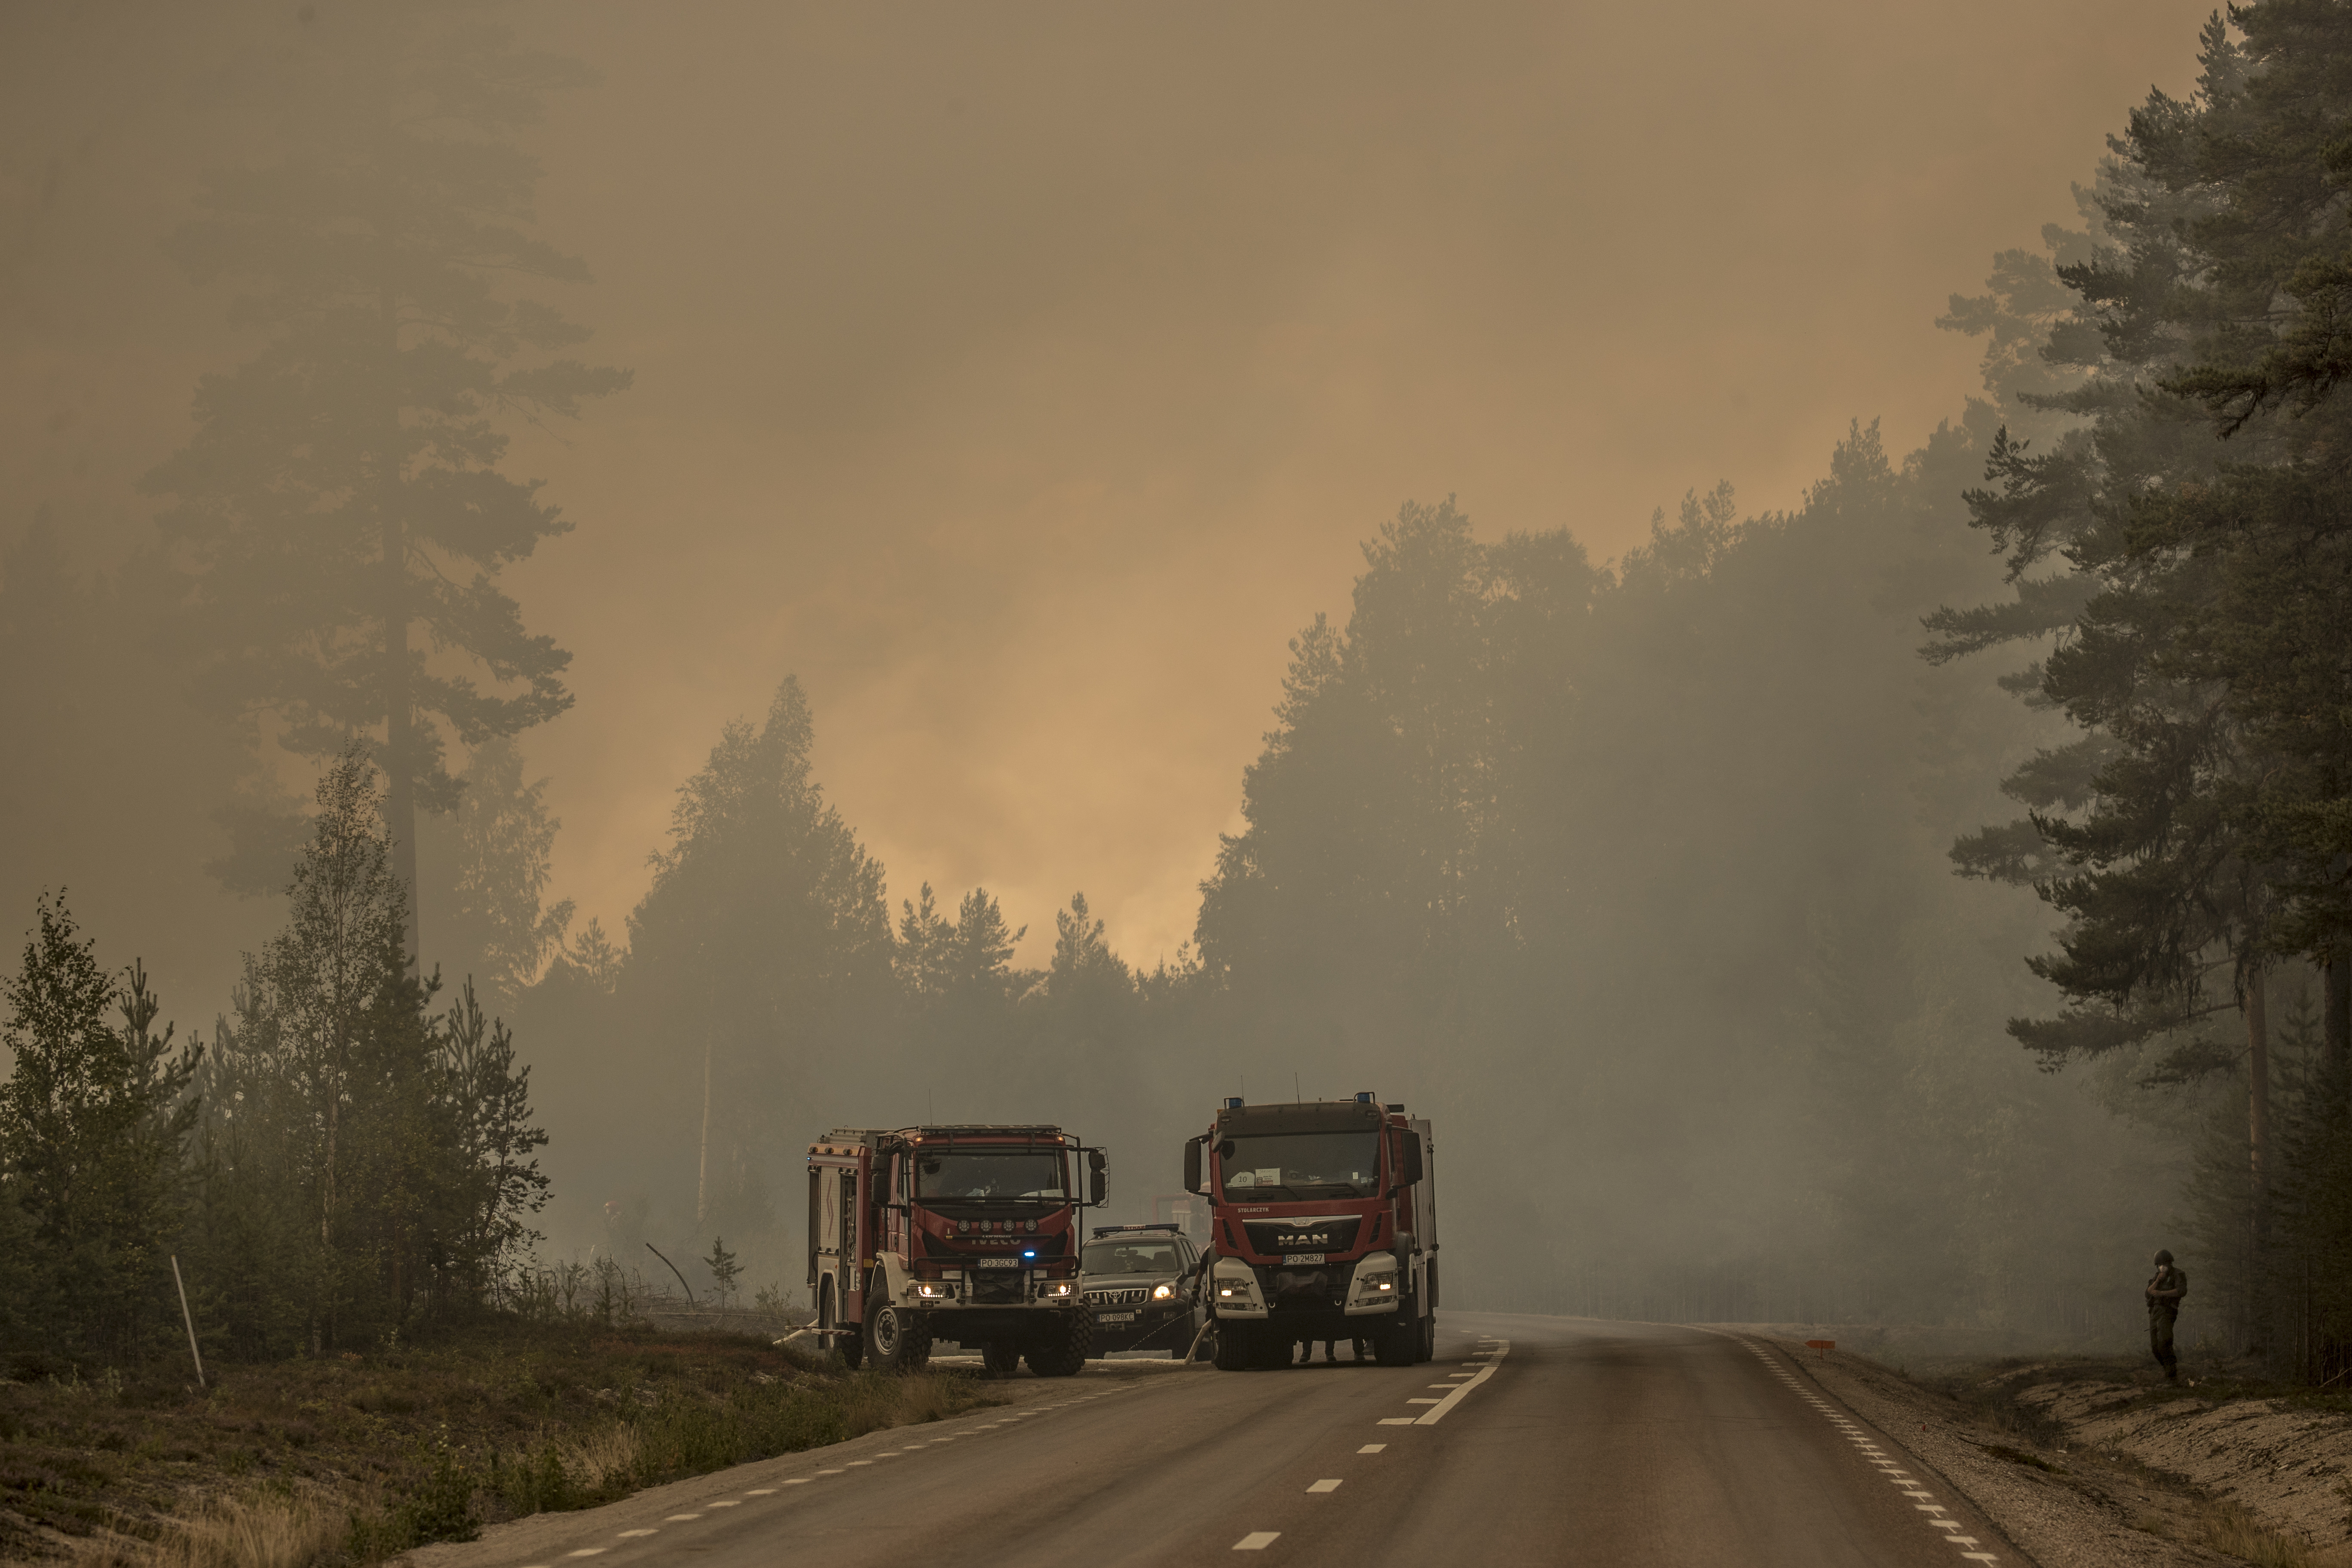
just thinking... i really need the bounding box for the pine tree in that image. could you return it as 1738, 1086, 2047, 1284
704, 1235, 740, 1307
0, 894, 202, 1362
626, 678, 892, 1229
197, 743, 545, 1348
422, 737, 575, 1010
143, 4, 627, 957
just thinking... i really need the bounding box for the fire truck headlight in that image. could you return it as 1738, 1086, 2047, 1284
1152, 1283, 1175, 1301
915, 1281, 953, 1300
1038, 1280, 1073, 1298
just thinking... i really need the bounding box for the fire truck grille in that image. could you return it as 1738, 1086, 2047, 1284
968, 1273, 1025, 1305
1241, 1216, 1363, 1256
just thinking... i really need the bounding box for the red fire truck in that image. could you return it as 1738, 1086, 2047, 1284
807, 1125, 1107, 1374
1183, 1093, 1438, 1370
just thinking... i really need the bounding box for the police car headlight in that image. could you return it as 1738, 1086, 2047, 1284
1152, 1283, 1175, 1301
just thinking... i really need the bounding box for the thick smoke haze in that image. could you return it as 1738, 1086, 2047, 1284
6, 0, 2211, 986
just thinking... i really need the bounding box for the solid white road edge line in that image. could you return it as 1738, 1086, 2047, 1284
1415, 1338, 1510, 1425
1707, 1329, 2004, 1564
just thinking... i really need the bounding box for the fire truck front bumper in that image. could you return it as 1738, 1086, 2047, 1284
901, 1270, 1078, 1308
1213, 1256, 1401, 1319
1210, 1256, 1268, 1319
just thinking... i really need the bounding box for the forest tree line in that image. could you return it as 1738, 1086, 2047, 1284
9, 0, 2352, 1374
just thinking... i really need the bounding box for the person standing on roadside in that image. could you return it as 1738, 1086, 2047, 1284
2147, 1249, 2188, 1383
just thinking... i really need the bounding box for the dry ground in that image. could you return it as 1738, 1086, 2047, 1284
0, 1320, 1000, 1566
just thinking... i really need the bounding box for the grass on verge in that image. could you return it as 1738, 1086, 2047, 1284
0, 1319, 995, 1565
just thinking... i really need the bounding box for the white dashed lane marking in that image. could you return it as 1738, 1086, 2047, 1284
1412, 1338, 1510, 1425
1358, 1444, 1386, 1454
560, 1373, 1148, 1554
1718, 1332, 2003, 1564
1233, 1532, 1281, 1550
1306, 1479, 1343, 1493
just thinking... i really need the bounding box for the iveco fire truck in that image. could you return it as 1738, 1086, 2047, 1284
807, 1125, 1106, 1375
1184, 1094, 1438, 1370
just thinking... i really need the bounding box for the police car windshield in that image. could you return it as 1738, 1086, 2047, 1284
1082, 1240, 1182, 1274
1219, 1132, 1378, 1199
916, 1150, 1068, 1201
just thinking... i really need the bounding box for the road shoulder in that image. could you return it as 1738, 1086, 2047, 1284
1755, 1334, 2245, 1568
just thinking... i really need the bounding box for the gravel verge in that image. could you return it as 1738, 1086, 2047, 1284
1732, 1331, 2243, 1568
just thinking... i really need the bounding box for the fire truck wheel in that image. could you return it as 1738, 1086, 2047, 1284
864, 1299, 931, 1373
1211, 1319, 1253, 1371
1416, 1311, 1436, 1363
1373, 1311, 1417, 1366
1024, 1307, 1094, 1377
982, 1340, 1023, 1376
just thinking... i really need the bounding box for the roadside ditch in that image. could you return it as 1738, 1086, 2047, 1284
1736, 1328, 2352, 1568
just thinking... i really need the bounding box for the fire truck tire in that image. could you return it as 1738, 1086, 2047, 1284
1256, 1330, 1295, 1369
1415, 1310, 1435, 1363
1373, 1310, 1417, 1366
1211, 1319, 1253, 1370
864, 1298, 931, 1373
1024, 1308, 1094, 1377
982, 1340, 1023, 1375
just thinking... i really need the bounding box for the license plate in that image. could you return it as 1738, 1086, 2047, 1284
977, 1259, 1018, 1268
1098, 1311, 1136, 1323
1282, 1253, 1327, 1265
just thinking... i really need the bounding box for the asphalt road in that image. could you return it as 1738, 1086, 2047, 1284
416, 1313, 2018, 1568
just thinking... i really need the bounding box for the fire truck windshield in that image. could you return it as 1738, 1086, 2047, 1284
916, 1150, 1069, 1201
1217, 1131, 1380, 1199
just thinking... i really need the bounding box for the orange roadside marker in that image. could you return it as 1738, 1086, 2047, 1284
1805, 1339, 1835, 1359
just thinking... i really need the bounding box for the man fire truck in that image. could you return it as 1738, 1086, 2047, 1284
1184, 1093, 1438, 1370
807, 1125, 1106, 1375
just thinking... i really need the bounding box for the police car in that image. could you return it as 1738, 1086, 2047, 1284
1079, 1223, 1204, 1356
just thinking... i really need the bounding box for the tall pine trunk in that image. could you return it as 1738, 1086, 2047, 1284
2329, 948, 2351, 1086
697, 1029, 714, 1229
2248, 963, 2270, 1357
379, 330, 421, 968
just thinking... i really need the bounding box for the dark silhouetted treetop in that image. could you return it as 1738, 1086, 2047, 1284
626, 677, 893, 1014
896, 883, 1030, 1007
1927, 6, 2352, 1070
421, 737, 574, 1008
143, 3, 627, 951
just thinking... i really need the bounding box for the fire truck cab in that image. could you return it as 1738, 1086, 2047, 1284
808, 1125, 1106, 1375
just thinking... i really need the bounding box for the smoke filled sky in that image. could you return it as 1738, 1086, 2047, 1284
4, 0, 2213, 972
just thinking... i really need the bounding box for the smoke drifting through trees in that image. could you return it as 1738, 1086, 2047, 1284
6, 0, 2350, 1376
